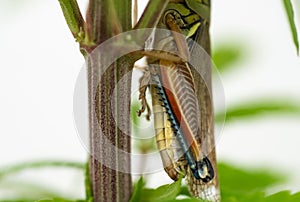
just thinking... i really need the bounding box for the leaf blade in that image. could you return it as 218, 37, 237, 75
212, 44, 244, 72
129, 177, 146, 202
215, 99, 300, 123
283, 0, 299, 54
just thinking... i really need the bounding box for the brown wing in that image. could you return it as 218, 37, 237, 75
159, 59, 203, 161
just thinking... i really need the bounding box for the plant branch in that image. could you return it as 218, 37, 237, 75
133, 0, 170, 44
58, 0, 85, 42
134, 0, 169, 29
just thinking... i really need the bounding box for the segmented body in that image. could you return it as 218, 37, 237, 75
138, 0, 220, 201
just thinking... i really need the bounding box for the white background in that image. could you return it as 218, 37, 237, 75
0, 0, 300, 199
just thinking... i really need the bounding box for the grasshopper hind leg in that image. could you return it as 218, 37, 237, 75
137, 65, 189, 181
157, 131, 188, 181
164, 156, 187, 181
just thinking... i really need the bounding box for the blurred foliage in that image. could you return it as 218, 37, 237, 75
217, 160, 300, 202
0, 161, 85, 202
131, 100, 157, 153
130, 176, 182, 202
282, 0, 299, 54
84, 163, 93, 202
218, 163, 284, 197
129, 177, 146, 202
129, 163, 299, 202
212, 44, 245, 73
131, 99, 142, 127
36, 198, 86, 202
215, 99, 300, 123
1, 161, 300, 202
0, 180, 62, 200
0, 161, 84, 180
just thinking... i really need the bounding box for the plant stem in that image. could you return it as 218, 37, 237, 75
59, 0, 134, 201
84, 1, 133, 202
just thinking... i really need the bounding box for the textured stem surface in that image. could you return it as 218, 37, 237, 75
85, 1, 133, 202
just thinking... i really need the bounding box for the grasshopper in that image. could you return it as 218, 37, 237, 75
137, 0, 220, 201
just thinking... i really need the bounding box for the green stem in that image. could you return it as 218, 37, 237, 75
133, 0, 170, 44
134, 0, 170, 29
58, 0, 85, 42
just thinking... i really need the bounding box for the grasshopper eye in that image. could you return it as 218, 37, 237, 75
195, 156, 214, 183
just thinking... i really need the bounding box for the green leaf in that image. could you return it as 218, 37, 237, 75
179, 186, 192, 197
0, 161, 84, 180
160, 199, 203, 202
128, 163, 299, 202
131, 100, 156, 154
222, 191, 300, 202
84, 162, 92, 201
0, 161, 85, 202
218, 163, 284, 194
218, 163, 289, 202
0, 200, 41, 202
265, 191, 300, 202
0, 180, 61, 200
215, 99, 300, 123
131, 177, 182, 202
283, 0, 299, 54
131, 100, 142, 126
130, 177, 146, 202
36, 198, 84, 202
212, 44, 244, 72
